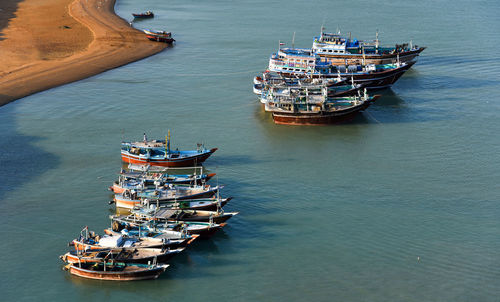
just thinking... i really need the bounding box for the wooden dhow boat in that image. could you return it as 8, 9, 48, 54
268, 47, 415, 89
117, 206, 237, 225
61, 246, 185, 265
110, 172, 216, 194
121, 134, 216, 167
63, 260, 168, 281
71, 227, 196, 251
110, 216, 227, 239
311, 29, 425, 65
132, 207, 238, 224
143, 29, 175, 43
264, 89, 380, 125
256, 72, 362, 102
112, 184, 222, 209
113, 194, 231, 210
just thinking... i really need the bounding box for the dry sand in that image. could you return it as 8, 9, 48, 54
0, 0, 167, 106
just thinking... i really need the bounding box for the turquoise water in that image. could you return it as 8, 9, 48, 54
1, 0, 500, 300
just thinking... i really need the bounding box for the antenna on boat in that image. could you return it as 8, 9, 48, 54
292, 31, 296, 49
375, 29, 379, 53
166, 130, 171, 153
318, 19, 326, 42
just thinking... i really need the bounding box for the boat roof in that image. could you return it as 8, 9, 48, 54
278, 48, 314, 58
122, 140, 165, 148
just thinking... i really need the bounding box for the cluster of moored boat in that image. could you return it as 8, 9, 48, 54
60, 134, 236, 281
253, 28, 426, 125
132, 10, 175, 43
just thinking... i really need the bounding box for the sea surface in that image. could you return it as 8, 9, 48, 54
1, 0, 500, 301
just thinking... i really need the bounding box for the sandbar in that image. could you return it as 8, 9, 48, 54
0, 0, 167, 106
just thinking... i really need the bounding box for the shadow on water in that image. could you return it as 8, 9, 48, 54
372, 89, 406, 107
0, 104, 60, 201
0, 0, 23, 41
253, 87, 450, 129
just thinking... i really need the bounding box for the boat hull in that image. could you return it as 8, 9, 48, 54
68, 263, 167, 281
113, 196, 228, 210
62, 248, 183, 265
318, 47, 426, 65
132, 13, 154, 19
274, 62, 415, 89
145, 35, 175, 43
271, 96, 379, 126
170, 212, 238, 224
121, 148, 217, 167
178, 223, 226, 239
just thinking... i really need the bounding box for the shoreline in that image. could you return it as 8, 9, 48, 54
0, 0, 167, 106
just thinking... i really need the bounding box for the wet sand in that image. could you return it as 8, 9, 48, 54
0, 0, 167, 106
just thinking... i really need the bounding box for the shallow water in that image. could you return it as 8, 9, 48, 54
1, 0, 500, 301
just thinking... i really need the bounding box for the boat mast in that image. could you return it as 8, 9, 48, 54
375, 29, 379, 54
292, 31, 296, 49
362, 45, 366, 65
165, 130, 171, 154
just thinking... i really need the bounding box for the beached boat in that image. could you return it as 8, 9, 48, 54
71, 227, 196, 251
121, 134, 216, 167
64, 260, 168, 281
143, 29, 175, 43
132, 11, 154, 18
61, 246, 185, 265
311, 29, 425, 65
268, 47, 415, 89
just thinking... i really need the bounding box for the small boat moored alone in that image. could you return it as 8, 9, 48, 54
132, 11, 154, 18
143, 29, 175, 43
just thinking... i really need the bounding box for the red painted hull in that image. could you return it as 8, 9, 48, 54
121, 148, 217, 167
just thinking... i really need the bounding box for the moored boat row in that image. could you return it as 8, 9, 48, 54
61, 135, 238, 281
254, 28, 425, 125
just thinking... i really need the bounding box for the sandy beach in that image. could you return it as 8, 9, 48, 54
0, 0, 167, 106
